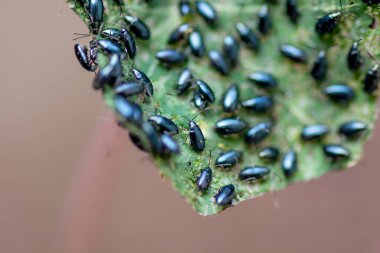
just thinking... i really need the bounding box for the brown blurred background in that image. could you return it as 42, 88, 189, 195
0, 1, 380, 253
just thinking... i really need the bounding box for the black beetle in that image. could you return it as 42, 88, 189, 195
124, 15, 151, 40
188, 29, 206, 57
363, 64, 379, 94
168, 23, 192, 44
301, 124, 330, 141
222, 84, 240, 113
114, 95, 143, 125
323, 144, 350, 161
241, 96, 274, 113
324, 84, 355, 103
114, 82, 144, 97
280, 44, 308, 63
195, 0, 218, 25
286, 0, 300, 24
160, 133, 181, 155
311, 50, 328, 81
247, 72, 277, 90
148, 115, 179, 135
215, 184, 235, 207
282, 149, 297, 177
259, 146, 280, 162
209, 50, 231, 75
193, 90, 209, 110
177, 68, 194, 95
315, 0, 344, 35
235, 22, 260, 51
258, 4, 272, 34
86, 0, 104, 33
215, 150, 243, 168
142, 121, 163, 155
131, 68, 154, 97
195, 79, 215, 103
93, 54, 122, 90
223, 35, 240, 67
196, 167, 212, 192
239, 166, 270, 181
121, 28, 137, 59
179, 0, 193, 16
156, 49, 188, 66
245, 121, 273, 145
339, 120, 367, 138
98, 39, 123, 55
186, 115, 205, 152
74, 44, 97, 72
215, 118, 247, 136
347, 41, 363, 71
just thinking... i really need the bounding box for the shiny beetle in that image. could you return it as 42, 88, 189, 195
74, 44, 97, 72
93, 54, 122, 90
177, 68, 194, 95
338, 120, 367, 138
209, 50, 231, 75
156, 49, 188, 66
86, 0, 104, 33
148, 115, 179, 135
363, 64, 379, 94
195, 0, 218, 25
196, 167, 212, 192
114, 95, 143, 125
195, 79, 215, 103
247, 72, 277, 90
179, 0, 193, 16
258, 4, 272, 34
282, 149, 297, 177
215, 150, 243, 168
244, 121, 273, 145
114, 82, 144, 97
131, 68, 154, 97
214, 118, 247, 136
222, 84, 240, 113
241, 96, 274, 113
142, 121, 163, 155
125, 15, 151, 40
235, 22, 260, 51
193, 90, 209, 110
259, 146, 280, 162
311, 50, 328, 81
280, 44, 308, 63
286, 0, 300, 24
187, 115, 205, 152
239, 166, 270, 181
347, 41, 362, 71
160, 133, 181, 155
301, 124, 330, 141
223, 35, 240, 67
324, 84, 355, 103
188, 29, 206, 57
323, 144, 350, 161
168, 23, 192, 44
215, 184, 235, 207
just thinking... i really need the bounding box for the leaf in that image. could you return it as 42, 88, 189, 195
68, 0, 380, 215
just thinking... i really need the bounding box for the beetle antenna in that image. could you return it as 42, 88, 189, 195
367, 51, 379, 64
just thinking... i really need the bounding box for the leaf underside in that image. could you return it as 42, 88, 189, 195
69, 0, 379, 215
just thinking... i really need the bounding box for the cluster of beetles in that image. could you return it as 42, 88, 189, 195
74, 0, 379, 209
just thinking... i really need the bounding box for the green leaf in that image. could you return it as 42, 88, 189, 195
68, 0, 380, 215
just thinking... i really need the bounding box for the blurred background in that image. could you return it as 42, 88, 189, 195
0, 1, 380, 253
